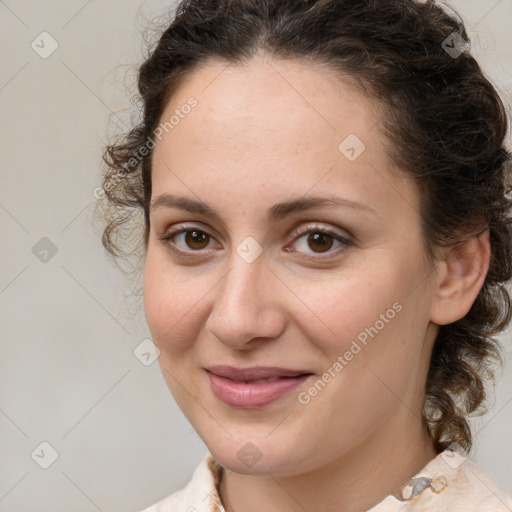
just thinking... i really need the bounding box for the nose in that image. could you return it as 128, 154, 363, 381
205, 253, 287, 351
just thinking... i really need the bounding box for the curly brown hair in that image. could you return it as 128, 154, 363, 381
95, 0, 512, 453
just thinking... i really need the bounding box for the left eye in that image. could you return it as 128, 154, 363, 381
157, 224, 351, 258
289, 225, 351, 256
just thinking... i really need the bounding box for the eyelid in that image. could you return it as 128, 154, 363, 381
285, 223, 352, 259
157, 221, 352, 258
291, 222, 351, 242
160, 221, 350, 241
157, 223, 221, 253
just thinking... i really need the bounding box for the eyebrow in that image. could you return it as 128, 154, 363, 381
150, 193, 378, 222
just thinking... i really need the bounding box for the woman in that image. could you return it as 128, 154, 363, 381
97, 0, 512, 510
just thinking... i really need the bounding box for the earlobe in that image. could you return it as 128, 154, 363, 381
430, 229, 490, 326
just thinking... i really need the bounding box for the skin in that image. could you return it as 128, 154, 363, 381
143, 55, 490, 512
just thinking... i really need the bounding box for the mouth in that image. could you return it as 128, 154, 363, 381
205, 365, 314, 408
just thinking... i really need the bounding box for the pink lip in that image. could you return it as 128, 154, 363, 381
206, 366, 313, 408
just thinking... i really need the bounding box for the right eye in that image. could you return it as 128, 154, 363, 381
156, 225, 220, 256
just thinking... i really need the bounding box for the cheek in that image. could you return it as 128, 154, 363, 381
307, 281, 429, 415
295, 256, 428, 392
143, 251, 206, 355
296, 265, 405, 351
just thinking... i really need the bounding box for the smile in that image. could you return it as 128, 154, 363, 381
205, 366, 314, 408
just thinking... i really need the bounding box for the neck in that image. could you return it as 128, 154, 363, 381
218, 411, 439, 512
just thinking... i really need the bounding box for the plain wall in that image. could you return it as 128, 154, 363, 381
0, 1, 511, 511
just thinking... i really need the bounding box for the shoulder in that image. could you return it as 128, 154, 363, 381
138, 453, 224, 512
370, 449, 512, 512
449, 457, 512, 511
409, 453, 512, 511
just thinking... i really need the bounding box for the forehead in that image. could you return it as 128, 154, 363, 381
158, 55, 381, 152
150, 56, 416, 225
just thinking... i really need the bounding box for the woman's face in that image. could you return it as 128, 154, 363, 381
144, 56, 440, 476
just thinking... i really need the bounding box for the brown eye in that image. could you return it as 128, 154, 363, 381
290, 224, 351, 259
183, 230, 210, 250
157, 227, 217, 255
305, 232, 335, 253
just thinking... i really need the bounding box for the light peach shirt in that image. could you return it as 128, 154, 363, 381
140, 448, 512, 512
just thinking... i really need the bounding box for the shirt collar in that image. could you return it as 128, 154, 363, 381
185, 446, 468, 512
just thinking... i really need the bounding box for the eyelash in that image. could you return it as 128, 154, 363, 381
156, 223, 352, 260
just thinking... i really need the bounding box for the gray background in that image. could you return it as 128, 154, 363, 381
0, 1, 511, 511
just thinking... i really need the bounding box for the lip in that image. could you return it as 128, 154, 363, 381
206, 365, 314, 408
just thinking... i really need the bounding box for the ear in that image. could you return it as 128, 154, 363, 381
430, 229, 490, 326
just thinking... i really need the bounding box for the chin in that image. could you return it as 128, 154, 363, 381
213, 449, 288, 476
204, 433, 312, 477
